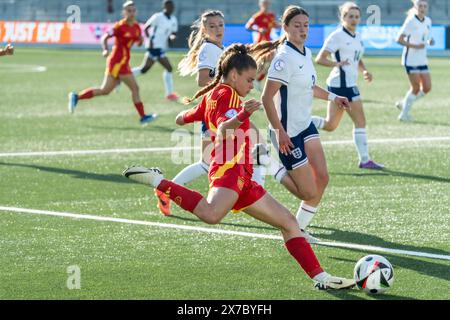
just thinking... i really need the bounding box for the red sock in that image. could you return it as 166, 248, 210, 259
78, 88, 94, 100
134, 101, 146, 118
157, 179, 203, 213
285, 237, 324, 278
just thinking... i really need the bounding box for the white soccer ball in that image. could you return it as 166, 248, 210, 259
354, 255, 394, 294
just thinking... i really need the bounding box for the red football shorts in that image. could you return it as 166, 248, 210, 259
106, 55, 132, 78
209, 167, 266, 212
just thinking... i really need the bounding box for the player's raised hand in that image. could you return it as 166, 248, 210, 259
243, 99, 262, 115
334, 96, 350, 110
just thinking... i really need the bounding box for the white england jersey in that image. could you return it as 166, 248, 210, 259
267, 41, 317, 137
399, 15, 432, 66
322, 26, 364, 88
145, 12, 178, 50
197, 41, 224, 76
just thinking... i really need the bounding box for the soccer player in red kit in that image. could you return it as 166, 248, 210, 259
246, 0, 278, 43
68, 1, 157, 126
245, 0, 279, 89
123, 44, 355, 290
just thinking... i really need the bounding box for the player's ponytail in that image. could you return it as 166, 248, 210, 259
247, 5, 309, 70
183, 44, 257, 104
178, 10, 225, 77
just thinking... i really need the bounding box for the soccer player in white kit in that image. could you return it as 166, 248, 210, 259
258, 6, 350, 242
396, 0, 434, 121
312, 2, 384, 170
132, 0, 179, 101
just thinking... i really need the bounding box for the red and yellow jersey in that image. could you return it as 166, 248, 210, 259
246, 11, 276, 43
108, 19, 141, 67
182, 84, 253, 180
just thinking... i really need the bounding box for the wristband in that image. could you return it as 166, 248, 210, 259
236, 109, 251, 122
328, 92, 338, 102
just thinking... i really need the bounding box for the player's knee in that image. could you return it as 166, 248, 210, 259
202, 208, 225, 225
298, 186, 317, 201
141, 65, 151, 74
316, 171, 329, 188
325, 121, 339, 132
411, 86, 421, 95
423, 85, 431, 94
101, 87, 113, 95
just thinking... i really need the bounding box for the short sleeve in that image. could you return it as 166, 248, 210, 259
214, 89, 241, 126
146, 14, 158, 28
109, 22, 121, 37
246, 15, 256, 29
323, 32, 340, 53
267, 54, 291, 86
197, 44, 217, 71
399, 18, 414, 37
182, 98, 206, 124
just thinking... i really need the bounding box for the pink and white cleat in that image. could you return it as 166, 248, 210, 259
359, 160, 385, 170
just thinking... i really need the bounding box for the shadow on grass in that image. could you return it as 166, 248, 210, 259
169, 213, 277, 232
324, 288, 418, 300
88, 124, 184, 134
409, 120, 450, 127
0, 162, 132, 185
331, 169, 450, 184
311, 226, 450, 283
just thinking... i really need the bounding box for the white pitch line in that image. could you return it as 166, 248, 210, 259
1, 206, 449, 261
0, 136, 449, 158
0, 146, 199, 158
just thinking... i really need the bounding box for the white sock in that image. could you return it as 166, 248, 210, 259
252, 165, 267, 187
132, 67, 142, 77
163, 70, 174, 96
173, 161, 209, 185
311, 116, 325, 130
274, 165, 288, 183
400, 90, 417, 117
313, 271, 330, 282
296, 203, 318, 230
353, 128, 370, 163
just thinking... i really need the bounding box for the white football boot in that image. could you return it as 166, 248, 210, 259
314, 274, 355, 290
122, 166, 163, 187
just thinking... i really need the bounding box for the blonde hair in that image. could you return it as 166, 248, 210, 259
178, 10, 224, 77
339, 2, 360, 22
407, 0, 427, 17
184, 44, 257, 104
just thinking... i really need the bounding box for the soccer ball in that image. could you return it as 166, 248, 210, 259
354, 255, 394, 294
